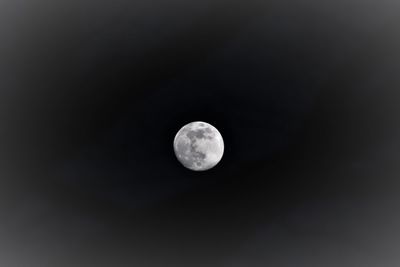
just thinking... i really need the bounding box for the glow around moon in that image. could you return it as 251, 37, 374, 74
173, 121, 224, 171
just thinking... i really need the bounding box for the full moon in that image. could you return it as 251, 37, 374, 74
173, 121, 224, 171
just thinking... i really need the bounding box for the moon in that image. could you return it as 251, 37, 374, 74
173, 121, 224, 171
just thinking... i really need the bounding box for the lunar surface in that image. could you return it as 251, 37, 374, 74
173, 121, 224, 171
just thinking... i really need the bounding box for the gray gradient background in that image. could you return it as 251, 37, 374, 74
1, 0, 400, 266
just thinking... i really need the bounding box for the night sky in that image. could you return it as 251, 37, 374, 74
1, 0, 400, 265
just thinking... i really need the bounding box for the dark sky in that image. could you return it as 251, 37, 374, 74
1, 0, 400, 266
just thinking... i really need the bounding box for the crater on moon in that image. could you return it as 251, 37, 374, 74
173, 121, 224, 171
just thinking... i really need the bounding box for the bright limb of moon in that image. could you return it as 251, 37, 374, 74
173, 121, 224, 171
